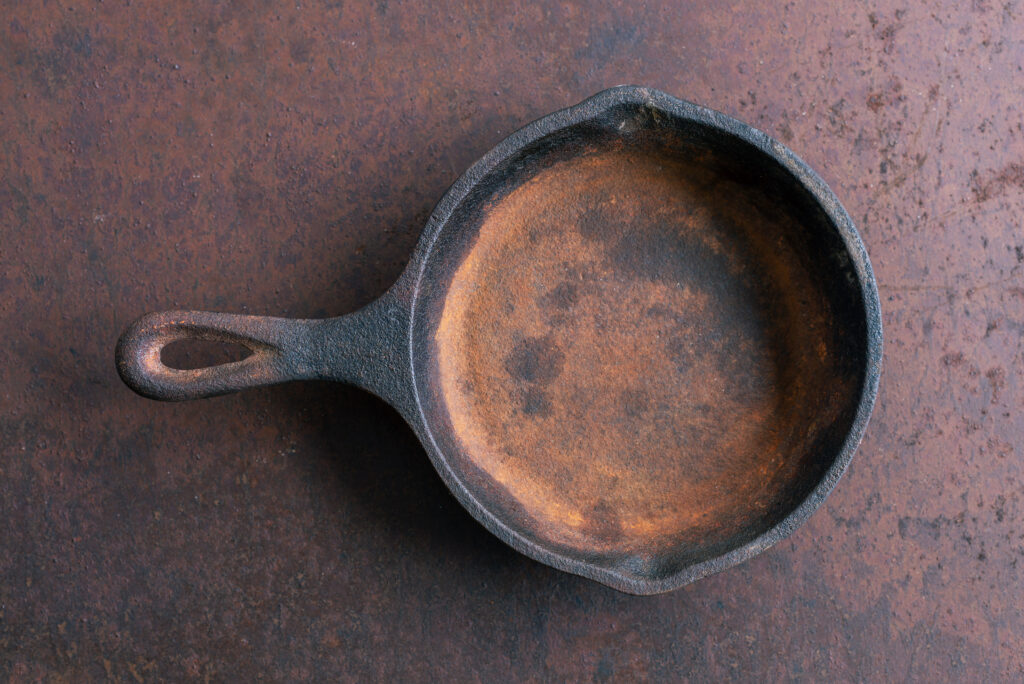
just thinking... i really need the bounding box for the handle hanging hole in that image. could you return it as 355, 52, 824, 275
160, 339, 254, 370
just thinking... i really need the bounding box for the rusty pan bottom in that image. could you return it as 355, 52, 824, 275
415, 121, 866, 582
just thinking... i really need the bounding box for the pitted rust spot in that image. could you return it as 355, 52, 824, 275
620, 388, 649, 418
521, 388, 553, 417
504, 336, 565, 385
434, 143, 853, 562
543, 282, 579, 310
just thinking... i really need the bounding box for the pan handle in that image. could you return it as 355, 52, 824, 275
116, 293, 411, 404
115, 310, 326, 401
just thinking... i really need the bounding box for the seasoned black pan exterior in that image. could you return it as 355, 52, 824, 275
117, 86, 882, 594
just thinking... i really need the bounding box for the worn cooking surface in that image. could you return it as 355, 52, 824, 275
435, 143, 852, 564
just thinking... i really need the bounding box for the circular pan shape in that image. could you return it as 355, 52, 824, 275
408, 86, 882, 595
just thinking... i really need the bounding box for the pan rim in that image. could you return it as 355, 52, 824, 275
405, 85, 883, 595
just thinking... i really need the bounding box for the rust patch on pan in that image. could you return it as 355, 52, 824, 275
434, 143, 853, 562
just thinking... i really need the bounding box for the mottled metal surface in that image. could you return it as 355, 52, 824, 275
1, 0, 1022, 679
407, 88, 880, 594
429, 138, 856, 583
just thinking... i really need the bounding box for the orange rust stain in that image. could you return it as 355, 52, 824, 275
434, 144, 848, 558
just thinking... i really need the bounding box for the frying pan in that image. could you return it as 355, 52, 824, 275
116, 86, 882, 595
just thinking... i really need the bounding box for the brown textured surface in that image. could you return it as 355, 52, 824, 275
0, 0, 1021, 680
432, 143, 856, 565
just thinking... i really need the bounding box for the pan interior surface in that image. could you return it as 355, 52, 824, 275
416, 113, 867, 583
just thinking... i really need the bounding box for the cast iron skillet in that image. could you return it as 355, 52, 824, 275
116, 86, 882, 595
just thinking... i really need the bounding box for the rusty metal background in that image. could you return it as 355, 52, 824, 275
0, 0, 1021, 680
